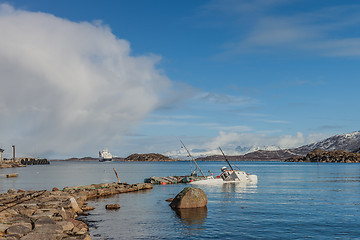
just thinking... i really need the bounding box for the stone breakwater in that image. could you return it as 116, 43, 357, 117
0, 182, 152, 239
0, 161, 25, 169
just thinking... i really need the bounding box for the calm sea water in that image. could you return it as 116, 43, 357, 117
1, 161, 359, 239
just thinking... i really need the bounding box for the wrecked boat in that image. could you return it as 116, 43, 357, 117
190, 147, 258, 185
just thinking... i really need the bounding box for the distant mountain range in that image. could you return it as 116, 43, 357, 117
64, 131, 360, 162
196, 131, 360, 161
235, 145, 282, 154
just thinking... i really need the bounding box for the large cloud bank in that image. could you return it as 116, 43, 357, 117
0, 4, 170, 158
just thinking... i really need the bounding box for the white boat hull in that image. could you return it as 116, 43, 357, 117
190, 173, 258, 185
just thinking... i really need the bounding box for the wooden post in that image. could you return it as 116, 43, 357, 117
113, 168, 121, 183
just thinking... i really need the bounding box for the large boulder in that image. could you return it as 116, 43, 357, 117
170, 187, 207, 209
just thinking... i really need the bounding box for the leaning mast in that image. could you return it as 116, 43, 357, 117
219, 147, 234, 171
180, 140, 205, 177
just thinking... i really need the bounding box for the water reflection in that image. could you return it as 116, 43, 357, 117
174, 207, 208, 225
196, 182, 258, 195
220, 182, 258, 193
222, 182, 245, 192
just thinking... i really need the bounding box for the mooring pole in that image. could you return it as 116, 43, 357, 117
113, 168, 121, 183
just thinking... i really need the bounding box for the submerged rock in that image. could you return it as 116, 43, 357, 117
170, 187, 207, 209
105, 204, 120, 210
6, 173, 18, 178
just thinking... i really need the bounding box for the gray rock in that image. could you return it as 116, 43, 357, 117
4, 234, 19, 240
65, 218, 88, 233
34, 224, 63, 234
20, 232, 64, 240
170, 187, 207, 209
66, 197, 83, 214
57, 221, 74, 232
7, 189, 16, 194
35, 216, 56, 226
5, 225, 31, 237
105, 204, 120, 210
81, 206, 95, 211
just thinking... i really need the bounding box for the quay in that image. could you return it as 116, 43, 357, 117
0, 182, 152, 239
0, 158, 49, 169
0, 145, 49, 168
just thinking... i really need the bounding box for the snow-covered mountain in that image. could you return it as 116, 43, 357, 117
294, 131, 360, 155
196, 131, 360, 161
166, 144, 282, 159
236, 145, 282, 154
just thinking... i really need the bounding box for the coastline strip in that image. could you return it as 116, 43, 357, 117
0, 182, 152, 239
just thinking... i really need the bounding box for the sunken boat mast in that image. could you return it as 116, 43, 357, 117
180, 140, 205, 177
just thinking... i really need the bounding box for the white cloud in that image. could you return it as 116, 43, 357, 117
0, 4, 171, 158
306, 133, 331, 144
277, 132, 304, 148
207, 1, 360, 57
215, 125, 252, 132
198, 92, 254, 105
176, 131, 312, 157
255, 119, 290, 124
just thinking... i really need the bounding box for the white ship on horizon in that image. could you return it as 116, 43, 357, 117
99, 148, 113, 162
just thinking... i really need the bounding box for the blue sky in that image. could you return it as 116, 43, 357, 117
0, 0, 359, 158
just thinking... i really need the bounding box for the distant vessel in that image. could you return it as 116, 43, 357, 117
99, 149, 113, 162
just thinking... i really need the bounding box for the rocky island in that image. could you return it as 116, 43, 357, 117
124, 153, 178, 162
64, 153, 178, 162
285, 149, 360, 163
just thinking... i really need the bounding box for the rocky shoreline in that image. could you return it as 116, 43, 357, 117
0, 160, 25, 169
285, 149, 360, 163
0, 182, 152, 239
